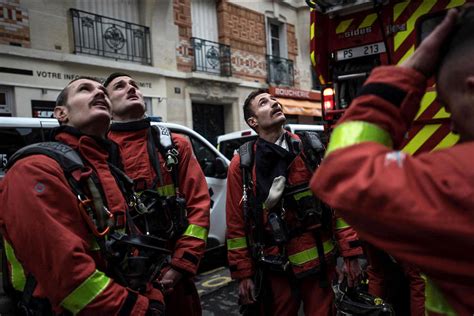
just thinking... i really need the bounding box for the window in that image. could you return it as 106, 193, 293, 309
0, 86, 13, 116
32, 100, 56, 118
219, 135, 257, 161
418, 12, 445, 45
174, 132, 226, 179
0, 127, 49, 177
270, 23, 281, 57
266, 19, 287, 58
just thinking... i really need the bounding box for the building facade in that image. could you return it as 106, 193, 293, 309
0, 0, 320, 144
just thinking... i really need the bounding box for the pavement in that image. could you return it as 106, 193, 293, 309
196, 266, 240, 315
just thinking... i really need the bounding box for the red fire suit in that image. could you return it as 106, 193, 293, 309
0, 127, 163, 315
365, 243, 425, 316
226, 132, 363, 315
311, 66, 474, 315
109, 119, 210, 316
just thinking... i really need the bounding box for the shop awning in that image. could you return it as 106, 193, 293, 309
277, 98, 322, 117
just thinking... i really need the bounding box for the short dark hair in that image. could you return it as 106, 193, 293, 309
243, 88, 268, 126
56, 76, 101, 107
103, 72, 131, 88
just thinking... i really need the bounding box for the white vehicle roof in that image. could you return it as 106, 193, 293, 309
216, 124, 325, 160
0, 117, 59, 128
216, 124, 324, 144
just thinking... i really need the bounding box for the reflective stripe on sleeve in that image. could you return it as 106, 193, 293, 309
335, 218, 350, 230
183, 224, 208, 241
326, 121, 393, 156
60, 270, 111, 315
294, 189, 312, 201
423, 275, 457, 316
227, 237, 248, 250
3, 239, 26, 291
288, 240, 335, 266
156, 184, 175, 197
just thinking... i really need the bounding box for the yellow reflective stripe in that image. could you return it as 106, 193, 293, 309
227, 237, 248, 250
3, 240, 26, 291
415, 91, 436, 120
423, 275, 458, 316
326, 121, 393, 156
183, 224, 208, 241
394, 1, 435, 51
393, 1, 409, 22
294, 189, 312, 201
89, 238, 100, 251
336, 19, 353, 34
310, 22, 315, 40
433, 133, 459, 151
157, 184, 175, 197
447, 0, 465, 9
358, 13, 377, 29
433, 107, 450, 120
310, 51, 316, 67
319, 74, 325, 85
288, 240, 335, 266
402, 124, 441, 154
61, 270, 111, 315
335, 218, 350, 229
397, 45, 414, 65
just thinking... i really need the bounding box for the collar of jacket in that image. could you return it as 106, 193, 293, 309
52, 125, 114, 159
109, 117, 150, 132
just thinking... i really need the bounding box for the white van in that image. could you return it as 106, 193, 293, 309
217, 124, 326, 160
0, 117, 229, 257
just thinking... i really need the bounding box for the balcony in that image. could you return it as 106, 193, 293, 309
266, 55, 294, 86
190, 37, 232, 77
71, 9, 151, 65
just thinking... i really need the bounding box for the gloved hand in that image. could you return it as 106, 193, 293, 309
401, 8, 459, 77
238, 277, 256, 305
337, 257, 363, 287
144, 283, 165, 316
158, 267, 183, 294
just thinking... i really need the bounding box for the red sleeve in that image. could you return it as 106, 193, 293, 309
225, 155, 254, 280
332, 215, 364, 258
170, 135, 210, 276
311, 66, 474, 287
0, 156, 151, 315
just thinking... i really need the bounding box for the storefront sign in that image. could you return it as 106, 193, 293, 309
269, 86, 320, 101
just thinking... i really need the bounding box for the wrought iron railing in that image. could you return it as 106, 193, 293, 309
266, 55, 294, 86
190, 37, 232, 77
71, 9, 151, 65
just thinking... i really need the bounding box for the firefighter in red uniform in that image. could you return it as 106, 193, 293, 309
226, 89, 364, 315
0, 77, 164, 315
105, 73, 210, 316
311, 8, 474, 316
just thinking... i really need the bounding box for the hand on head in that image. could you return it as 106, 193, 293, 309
401, 9, 459, 77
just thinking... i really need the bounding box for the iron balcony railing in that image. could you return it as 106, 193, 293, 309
71, 9, 151, 65
190, 37, 232, 77
266, 55, 294, 86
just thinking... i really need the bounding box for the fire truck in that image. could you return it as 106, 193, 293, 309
307, 0, 470, 155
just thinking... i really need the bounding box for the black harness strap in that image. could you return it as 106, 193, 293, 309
117, 292, 138, 316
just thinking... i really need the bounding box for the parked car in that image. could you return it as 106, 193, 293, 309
217, 124, 326, 160
0, 117, 229, 259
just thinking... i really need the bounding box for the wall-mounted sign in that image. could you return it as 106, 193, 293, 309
269, 86, 321, 101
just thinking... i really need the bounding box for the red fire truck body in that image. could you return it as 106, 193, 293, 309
309, 0, 471, 154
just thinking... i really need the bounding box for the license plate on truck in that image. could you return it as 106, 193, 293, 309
336, 42, 386, 61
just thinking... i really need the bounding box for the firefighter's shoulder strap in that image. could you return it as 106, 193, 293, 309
4, 142, 89, 315
147, 124, 180, 194
7, 141, 84, 173
298, 131, 325, 173
238, 139, 261, 248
